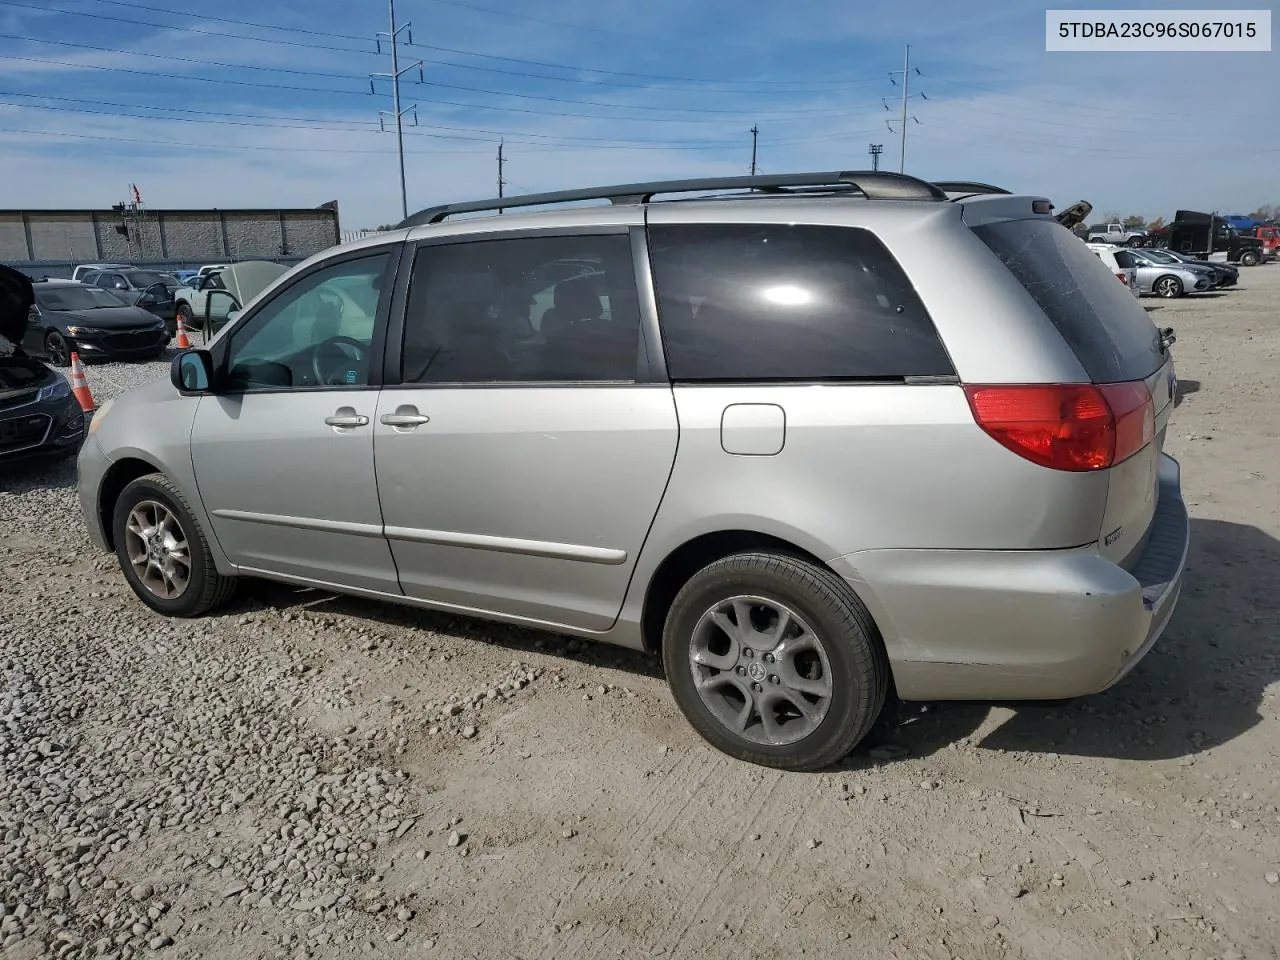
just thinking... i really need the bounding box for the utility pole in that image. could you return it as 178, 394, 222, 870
868, 143, 883, 171
497, 139, 506, 214
898, 44, 910, 172
886, 44, 923, 173
750, 124, 759, 176
370, 0, 423, 222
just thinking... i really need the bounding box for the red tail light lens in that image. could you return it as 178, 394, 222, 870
1115, 271, 1130, 285
964, 382, 1155, 472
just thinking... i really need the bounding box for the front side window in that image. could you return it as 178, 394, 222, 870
223, 252, 389, 392
647, 223, 952, 382
401, 234, 641, 384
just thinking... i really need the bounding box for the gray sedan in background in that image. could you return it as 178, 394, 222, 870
1115, 248, 1215, 298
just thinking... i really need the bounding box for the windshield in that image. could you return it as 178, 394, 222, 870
126, 271, 177, 289
1141, 249, 1179, 264
35, 286, 129, 311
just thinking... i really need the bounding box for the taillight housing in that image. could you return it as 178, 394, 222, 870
964, 382, 1155, 472
1115, 271, 1130, 285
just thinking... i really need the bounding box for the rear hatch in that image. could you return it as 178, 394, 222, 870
969, 216, 1174, 568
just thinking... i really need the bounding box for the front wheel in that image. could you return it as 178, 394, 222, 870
1154, 276, 1184, 298
1239, 250, 1260, 267
45, 331, 71, 367
662, 552, 888, 771
112, 473, 236, 617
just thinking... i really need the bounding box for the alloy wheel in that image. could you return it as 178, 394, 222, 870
123, 500, 192, 600
687, 595, 833, 746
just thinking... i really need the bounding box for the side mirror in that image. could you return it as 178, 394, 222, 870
171, 349, 213, 393
114, 281, 129, 291
226, 309, 241, 324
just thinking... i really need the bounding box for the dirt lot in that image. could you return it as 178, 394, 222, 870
2, 267, 1279, 960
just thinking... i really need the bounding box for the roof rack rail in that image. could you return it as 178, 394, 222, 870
933, 181, 1012, 196
398, 170, 948, 227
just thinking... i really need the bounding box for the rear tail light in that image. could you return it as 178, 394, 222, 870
964, 382, 1155, 471
1115, 271, 1130, 285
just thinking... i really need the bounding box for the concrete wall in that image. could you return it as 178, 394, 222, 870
0, 206, 339, 266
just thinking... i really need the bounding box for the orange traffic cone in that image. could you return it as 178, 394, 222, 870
69, 352, 96, 413
175, 314, 192, 349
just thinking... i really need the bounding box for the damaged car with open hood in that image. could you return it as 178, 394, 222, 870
0, 264, 86, 466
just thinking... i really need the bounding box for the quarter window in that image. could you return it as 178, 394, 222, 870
401, 234, 642, 384
646, 223, 952, 381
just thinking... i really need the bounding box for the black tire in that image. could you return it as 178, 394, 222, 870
1154, 275, 1184, 299
662, 552, 888, 771
1239, 250, 1260, 267
176, 301, 200, 331
111, 472, 236, 618
45, 331, 71, 367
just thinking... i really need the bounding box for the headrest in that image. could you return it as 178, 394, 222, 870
552, 275, 601, 321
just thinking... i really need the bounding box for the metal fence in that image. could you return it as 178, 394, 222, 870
13, 257, 308, 280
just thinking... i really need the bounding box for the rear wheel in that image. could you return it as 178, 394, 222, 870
662, 552, 888, 771
44, 331, 71, 367
1154, 275, 1184, 298
112, 473, 236, 618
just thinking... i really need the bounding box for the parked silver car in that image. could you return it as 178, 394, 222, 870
74, 172, 1189, 771
1114, 247, 1215, 298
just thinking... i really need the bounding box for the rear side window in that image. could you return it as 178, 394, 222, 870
647, 223, 952, 382
972, 219, 1163, 383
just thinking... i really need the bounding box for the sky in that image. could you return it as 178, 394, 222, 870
0, 0, 1275, 229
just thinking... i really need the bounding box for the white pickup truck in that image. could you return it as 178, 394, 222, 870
1086, 222, 1147, 246
174, 261, 287, 331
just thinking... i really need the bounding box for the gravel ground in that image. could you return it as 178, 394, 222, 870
2, 269, 1280, 960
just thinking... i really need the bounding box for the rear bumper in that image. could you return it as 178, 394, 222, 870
833, 454, 1190, 702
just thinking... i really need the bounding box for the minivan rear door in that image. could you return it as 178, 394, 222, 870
971, 216, 1173, 567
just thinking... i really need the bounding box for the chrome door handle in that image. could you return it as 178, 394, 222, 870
325, 413, 369, 427
380, 413, 430, 427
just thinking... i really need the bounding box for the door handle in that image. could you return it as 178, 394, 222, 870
325, 409, 369, 428
380, 409, 430, 428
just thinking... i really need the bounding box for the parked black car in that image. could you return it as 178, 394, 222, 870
0, 265, 86, 465
27, 279, 170, 366
79, 268, 180, 331
1155, 249, 1240, 287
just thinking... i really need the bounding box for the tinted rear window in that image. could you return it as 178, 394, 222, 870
647, 223, 952, 382
972, 219, 1164, 383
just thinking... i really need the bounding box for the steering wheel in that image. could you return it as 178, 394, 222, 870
311, 335, 368, 386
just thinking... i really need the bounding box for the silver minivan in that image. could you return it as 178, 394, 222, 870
76, 172, 1190, 771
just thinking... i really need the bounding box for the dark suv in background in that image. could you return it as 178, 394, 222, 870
80, 268, 180, 332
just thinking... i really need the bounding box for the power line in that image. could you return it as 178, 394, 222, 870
71, 0, 878, 89
84, 0, 372, 42
0, 98, 868, 152
0, 33, 864, 122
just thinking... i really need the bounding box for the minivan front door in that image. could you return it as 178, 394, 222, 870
190, 250, 402, 594
373, 230, 677, 632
